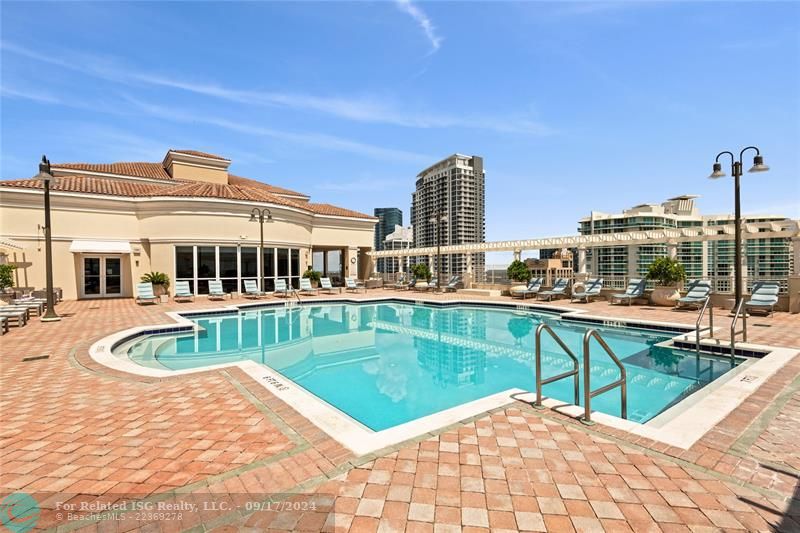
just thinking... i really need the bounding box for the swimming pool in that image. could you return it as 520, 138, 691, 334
117, 301, 739, 430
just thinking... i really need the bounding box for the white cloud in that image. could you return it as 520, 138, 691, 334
0, 85, 62, 104
395, 0, 443, 53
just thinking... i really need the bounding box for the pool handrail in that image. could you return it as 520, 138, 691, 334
534, 323, 580, 409
730, 298, 747, 362
581, 329, 627, 425
695, 296, 714, 356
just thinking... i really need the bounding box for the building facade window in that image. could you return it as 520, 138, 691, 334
175, 245, 302, 294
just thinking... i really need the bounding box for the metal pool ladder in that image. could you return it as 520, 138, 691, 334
534, 323, 580, 409
730, 298, 747, 362
581, 329, 627, 425
695, 296, 714, 356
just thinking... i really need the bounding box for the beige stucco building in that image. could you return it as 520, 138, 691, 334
0, 149, 377, 300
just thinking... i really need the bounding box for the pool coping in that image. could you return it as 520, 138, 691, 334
88, 296, 798, 455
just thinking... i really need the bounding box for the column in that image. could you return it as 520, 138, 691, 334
578, 247, 587, 274
428, 255, 435, 276
627, 245, 638, 281
465, 253, 473, 288
513, 249, 521, 262
667, 242, 677, 260
346, 247, 359, 279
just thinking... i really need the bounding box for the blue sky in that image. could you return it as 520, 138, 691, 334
2, 1, 798, 262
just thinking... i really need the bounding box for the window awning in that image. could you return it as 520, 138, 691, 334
69, 240, 132, 254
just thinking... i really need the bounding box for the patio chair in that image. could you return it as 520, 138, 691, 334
208, 280, 227, 300
136, 282, 159, 305
610, 279, 647, 306
425, 277, 439, 291
571, 278, 604, 303
345, 277, 366, 293
675, 280, 711, 309
444, 275, 462, 293
274, 279, 293, 298
320, 277, 340, 294
388, 275, 406, 290
299, 278, 319, 296
403, 278, 417, 291
744, 281, 780, 316
0, 307, 28, 326
510, 278, 542, 299
536, 278, 569, 301
244, 279, 269, 299
173, 281, 194, 302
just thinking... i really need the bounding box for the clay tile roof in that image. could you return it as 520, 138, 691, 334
306, 203, 376, 219
53, 162, 172, 181
0, 175, 161, 197
169, 149, 229, 161
228, 174, 309, 198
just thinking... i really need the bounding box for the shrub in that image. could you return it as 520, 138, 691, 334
0, 264, 16, 290
411, 263, 431, 281
646, 257, 686, 286
302, 269, 321, 282
141, 271, 170, 288
506, 260, 531, 283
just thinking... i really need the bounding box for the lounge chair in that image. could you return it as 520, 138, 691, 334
388, 275, 406, 290
444, 275, 462, 293
744, 281, 780, 316
208, 280, 227, 300
0, 307, 28, 326
299, 278, 319, 296
320, 277, 340, 294
537, 278, 569, 301
173, 281, 194, 302
345, 277, 366, 293
243, 279, 268, 299
610, 278, 647, 306
426, 277, 439, 291
401, 278, 417, 291
571, 278, 604, 303
136, 282, 159, 305
274, 279, 293, 298
5, 301, 44, 316
510, 278, 542, 299
675, 280, 711, 309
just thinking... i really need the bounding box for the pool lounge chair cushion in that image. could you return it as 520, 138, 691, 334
136, 282, 159, 305
676, 280, 711, 308
444, 276, 462, 292
174, 281, 194, 301
511, 278, 542, 299
744, 281, 780, 315
274, 279, 293, 297
299, 278, 319, 295
537, 278, 569, 301
208, 280, 227, 300
611, 279, 646, 305
345, 277, 366, 293
320, 277, 340, 293
571, 278, 604, 303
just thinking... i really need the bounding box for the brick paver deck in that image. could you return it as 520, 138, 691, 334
1, 293, 798, 531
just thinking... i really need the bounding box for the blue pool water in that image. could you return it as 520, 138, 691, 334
121, 302, 738, 430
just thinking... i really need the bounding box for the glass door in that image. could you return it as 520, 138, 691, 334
82, 256, 124, 298
83, 257, 101, 296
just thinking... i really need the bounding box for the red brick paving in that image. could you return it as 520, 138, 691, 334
1, 295, 798, 531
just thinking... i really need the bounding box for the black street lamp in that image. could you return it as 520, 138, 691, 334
35, 155, 60, 322
249, 208, 273, 290
428, 207, 447, 291
708, 146, 769, 306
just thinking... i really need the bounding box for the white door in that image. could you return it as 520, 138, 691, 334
81, 256, 123, 298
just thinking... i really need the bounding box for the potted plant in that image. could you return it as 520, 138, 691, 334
646, 257, 686, 306
141, 272, 170, 300
506, 260, 531, 292
410, 263, 431, 282
303, 268, 322, 288
0, 264, 16, 293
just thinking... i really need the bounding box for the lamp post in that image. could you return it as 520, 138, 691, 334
249, 208, 273, 290
708, 146, 769, 306
428, 207, 447, 291
35, 155, 60, 322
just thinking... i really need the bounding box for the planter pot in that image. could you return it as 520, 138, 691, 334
153, 284, 168, 297
650, 286, 680, 306
159, 295, 169, 303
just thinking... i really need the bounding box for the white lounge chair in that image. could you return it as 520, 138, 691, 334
299, 278, 319, 296
320, 277, 340, 294
536, 278, 569, 301
136, 282, 159, 305
675, 280, 711, 309
745, 281, 780, 316
345, 277, 366, 293
610, 279, 646, 306
243, 279, 266, 299
571, 278, 604, 303
510, 278, 542, 299
274, 279, 293, 297
444, 275, 462, 293
0, 308, 28, 327
173, 281, 194, 302
208, 280, 227, 300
